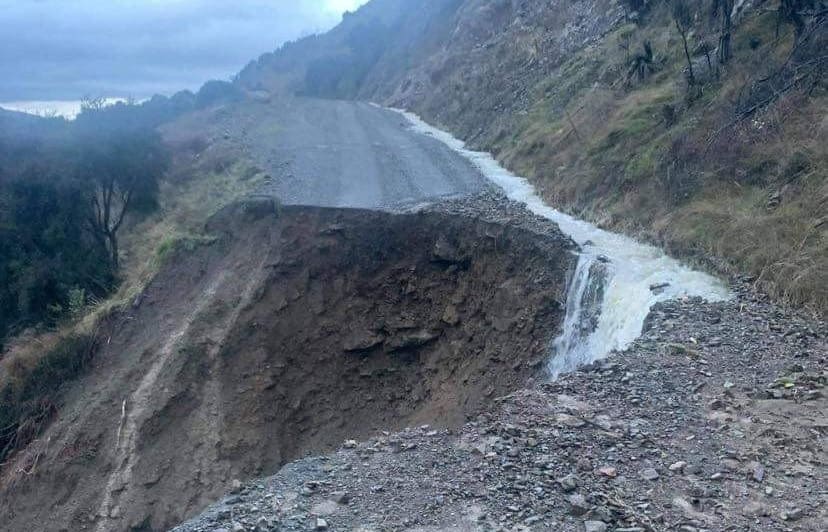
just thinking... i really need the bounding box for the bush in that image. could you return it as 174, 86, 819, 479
0, 333, 98, 463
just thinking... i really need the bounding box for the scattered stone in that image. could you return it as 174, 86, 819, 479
597, 466, 617, 478
780, 508, 804, 521
668, 461, 687, 472
568, 494, 590, 516
584, 521, 608, 532
315, 517, 329, 529
330, 491, 350, 505
640, 468, 659, 481
749, 461, 765, 482
557, 473, 579, 492
441, 305, 460, 325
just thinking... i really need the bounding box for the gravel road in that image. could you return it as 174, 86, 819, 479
229, 98, 489, 209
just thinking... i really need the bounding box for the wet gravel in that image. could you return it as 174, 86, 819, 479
175, 277, 826, 532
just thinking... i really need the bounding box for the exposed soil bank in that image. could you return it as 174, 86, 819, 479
176, 286, 827, 532
0, 199, 574, 532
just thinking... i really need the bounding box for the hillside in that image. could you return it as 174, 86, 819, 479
238, 0, 827, 315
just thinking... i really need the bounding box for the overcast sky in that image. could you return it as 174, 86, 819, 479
0, 0, 368, 102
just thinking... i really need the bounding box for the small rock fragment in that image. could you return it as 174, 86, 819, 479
584, 521, 608, 532
640, 468, 660, 480
330, 491, 350, 505
557, 473, 579, 492
568, 493, 590, 516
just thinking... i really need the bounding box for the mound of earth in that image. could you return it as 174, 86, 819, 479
0, 199, 575, 532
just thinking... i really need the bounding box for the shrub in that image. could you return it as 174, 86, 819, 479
0, 333, 98, 463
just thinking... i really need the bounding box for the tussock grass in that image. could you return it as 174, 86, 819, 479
492, 4, 827, 315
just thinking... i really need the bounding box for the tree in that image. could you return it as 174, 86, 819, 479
78, 130, 166, 269
672, 0, 696, 84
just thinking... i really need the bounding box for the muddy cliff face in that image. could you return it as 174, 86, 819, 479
0, 200, 574, 531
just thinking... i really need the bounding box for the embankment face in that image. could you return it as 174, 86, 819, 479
0, 200, 574, 531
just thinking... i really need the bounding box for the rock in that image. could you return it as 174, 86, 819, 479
343, 440, 358, 449
749, 461, 765, 482
230, 479, 243, 494
386, 329, 439, 351
640, 468, 659, 480
576, 457, 592, 471
441, 304, 460, 325
742, 501, 769, 517
557, 473, 579, 492
311, 500, 339, 516
597, 466, 617, 478
669, 461, 687, 472
231, 523, 245, 532
584, 521, 608, 532
343, 331, 385, 352
432, 235, 465, 264
315, 517, 329, 529
330, 491, 350, 505
780, 508, 803, 521
568, 494, 590, 516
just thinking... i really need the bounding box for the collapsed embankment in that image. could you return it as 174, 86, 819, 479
0, 199, 574, 531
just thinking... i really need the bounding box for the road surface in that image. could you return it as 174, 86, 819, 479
231, 98, 489, 209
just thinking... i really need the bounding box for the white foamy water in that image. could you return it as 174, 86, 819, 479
395, 108, 731, 377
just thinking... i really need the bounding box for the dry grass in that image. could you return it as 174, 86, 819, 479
491, 4, 827, 315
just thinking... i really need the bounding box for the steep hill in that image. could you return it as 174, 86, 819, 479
238, 0, 827, 314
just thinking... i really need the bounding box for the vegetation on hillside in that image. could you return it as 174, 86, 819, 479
491, 0, 826, 313
0, 101, 267, 466
0, 107, 167, 345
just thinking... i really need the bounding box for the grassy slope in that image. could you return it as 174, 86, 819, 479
490, 6, 826, 314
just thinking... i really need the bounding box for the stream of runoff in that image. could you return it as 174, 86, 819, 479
396, 109, 732, 378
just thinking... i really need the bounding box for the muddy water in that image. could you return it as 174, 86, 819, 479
396, 109, 731, 377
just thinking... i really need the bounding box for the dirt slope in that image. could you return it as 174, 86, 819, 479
0, 199, 574, 532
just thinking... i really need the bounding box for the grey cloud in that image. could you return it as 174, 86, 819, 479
0, 0, 363, 100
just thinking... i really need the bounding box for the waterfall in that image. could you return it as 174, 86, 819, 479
395, 108, 732, 377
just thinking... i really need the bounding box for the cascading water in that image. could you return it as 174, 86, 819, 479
395, 108, 732, 377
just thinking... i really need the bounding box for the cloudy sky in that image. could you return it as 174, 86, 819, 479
0, 0, 368, 102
